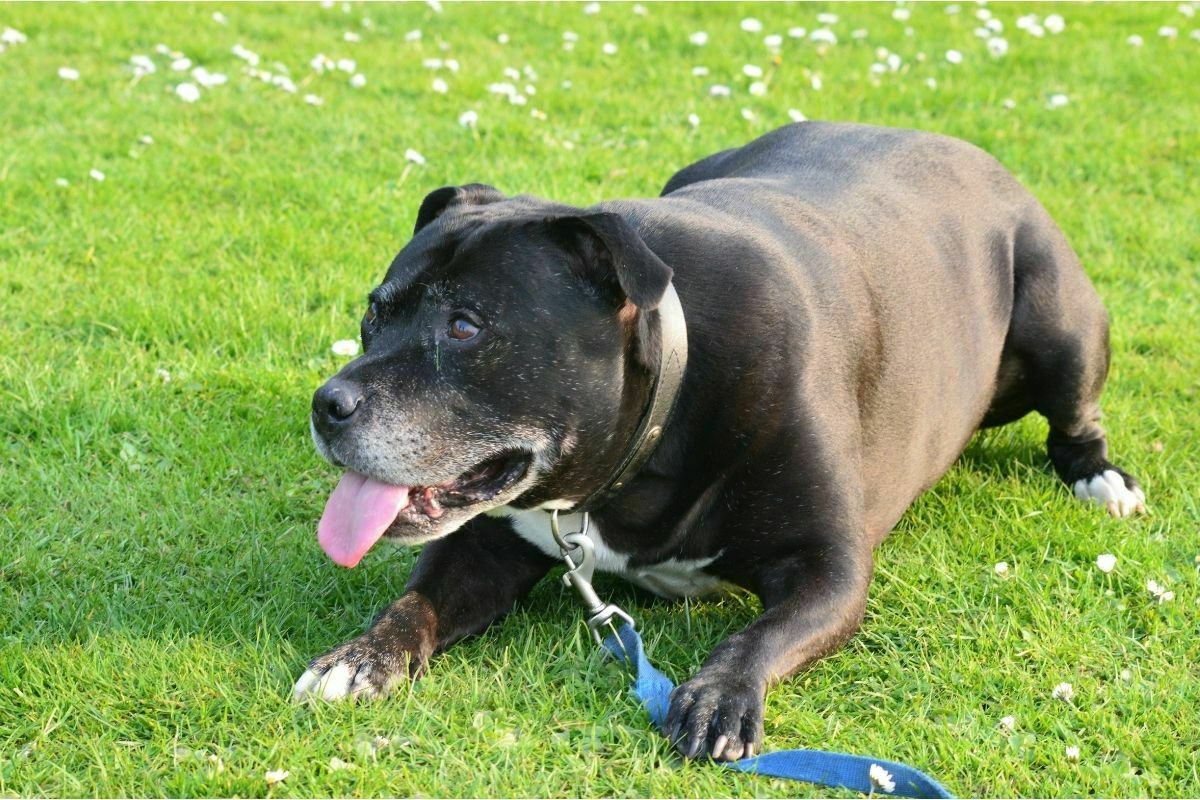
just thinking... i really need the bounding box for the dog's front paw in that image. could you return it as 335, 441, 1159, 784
662, 672, 765, 761
293, 593, 437, 703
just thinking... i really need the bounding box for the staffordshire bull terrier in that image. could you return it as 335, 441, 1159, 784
294, 122, 1146, 761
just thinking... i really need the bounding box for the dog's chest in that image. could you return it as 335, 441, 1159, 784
490, 507, 727, 599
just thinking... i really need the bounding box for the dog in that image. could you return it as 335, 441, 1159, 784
294, 122, 1145, 761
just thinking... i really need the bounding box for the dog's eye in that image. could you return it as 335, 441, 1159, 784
448, 315, 480, 341
364, 303, 378, 324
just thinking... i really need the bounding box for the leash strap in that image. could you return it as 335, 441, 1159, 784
602, 623, 955, 799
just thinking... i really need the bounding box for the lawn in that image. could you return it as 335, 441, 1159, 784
1, 1, 1198, 797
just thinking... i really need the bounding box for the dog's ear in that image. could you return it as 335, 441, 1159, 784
550, 212, 673, 310
414, 183, 506, 234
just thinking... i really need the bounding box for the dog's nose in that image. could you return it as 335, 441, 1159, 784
312, 379, 363, 438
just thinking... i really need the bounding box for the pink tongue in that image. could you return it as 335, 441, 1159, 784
317, 472, 411, 568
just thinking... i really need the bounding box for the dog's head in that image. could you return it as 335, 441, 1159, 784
310, 184, 672, 566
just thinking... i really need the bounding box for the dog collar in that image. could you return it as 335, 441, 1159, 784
572, 282, 688, 513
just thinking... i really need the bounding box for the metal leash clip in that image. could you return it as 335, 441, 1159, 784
550, 510, 635, 653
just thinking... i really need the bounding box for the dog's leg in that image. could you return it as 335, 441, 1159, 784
663, 468, 873, 761
1004, 206, 1146, 516
293, 515, 555, 702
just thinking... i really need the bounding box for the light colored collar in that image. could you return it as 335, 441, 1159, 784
572, 282, 688, 513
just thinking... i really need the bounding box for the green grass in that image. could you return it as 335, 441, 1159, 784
1, 2, 1198, 797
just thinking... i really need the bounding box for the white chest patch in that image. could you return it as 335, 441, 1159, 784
489, 505, 729, 599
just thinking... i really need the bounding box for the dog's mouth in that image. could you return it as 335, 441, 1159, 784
317, 450, 532, 567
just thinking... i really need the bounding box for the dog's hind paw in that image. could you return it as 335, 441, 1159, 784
1073, 468, 1146, 518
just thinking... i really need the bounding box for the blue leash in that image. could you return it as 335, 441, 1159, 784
602, 623, 954, 799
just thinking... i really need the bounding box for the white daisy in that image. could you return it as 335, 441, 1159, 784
583, 1, 601, 14
709, 83, 731, 97
892, 8, 911, 21
1, 27, 28, 45
741, 18, 763, 33
602, 42, 618, 55
303, 93, 324, 105
89, 169, 105, 181
788, 108, 806, 122
1044, 14, 1065, 34
987, 37, 1008, 57
58, 67, 80, 81
869, 764, 896, 794
743, 63, 764, 78
999, 715, 1016, 733
945, 49, 963, 64
994, 561, 1009, 577
458, 109, 478, 127
212, 11, 228, 25
56, 177, 70, 187
344, 31, 362, 43
740, 107, 755, 121
497, 32, 510, 44
763, 34, 783, 49
264, 769, 289, 787
1046, 93, 1069, 109
788, 27, 807, 39
337, 58, 356, 73
404, 29, 422, 42
810, 28, 837, 45
1052, 682, 1074, 701
1096, 553, 1117, 573
404, 148, 426, 165
691, 66, 710, 76
175, 83, 201, 102
171, 57, 192, 71
817, 12, 839, 25
432, 77, 448, 93
129, 55, 155, 76
232, 44, 260, 66
192, 67, 228, 88
1159, 25, 1179, 37
748, 80, 766, 96
1065, 745, 1081, 761
687, 113, 700, 127
1126, 34, 1144, 46
350, 73, 366, 88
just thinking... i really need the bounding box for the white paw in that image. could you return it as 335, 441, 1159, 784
292, 661, 378, 703
1073, 470, 1146, 518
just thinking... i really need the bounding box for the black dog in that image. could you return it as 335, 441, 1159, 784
294, 122, 1145, 761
